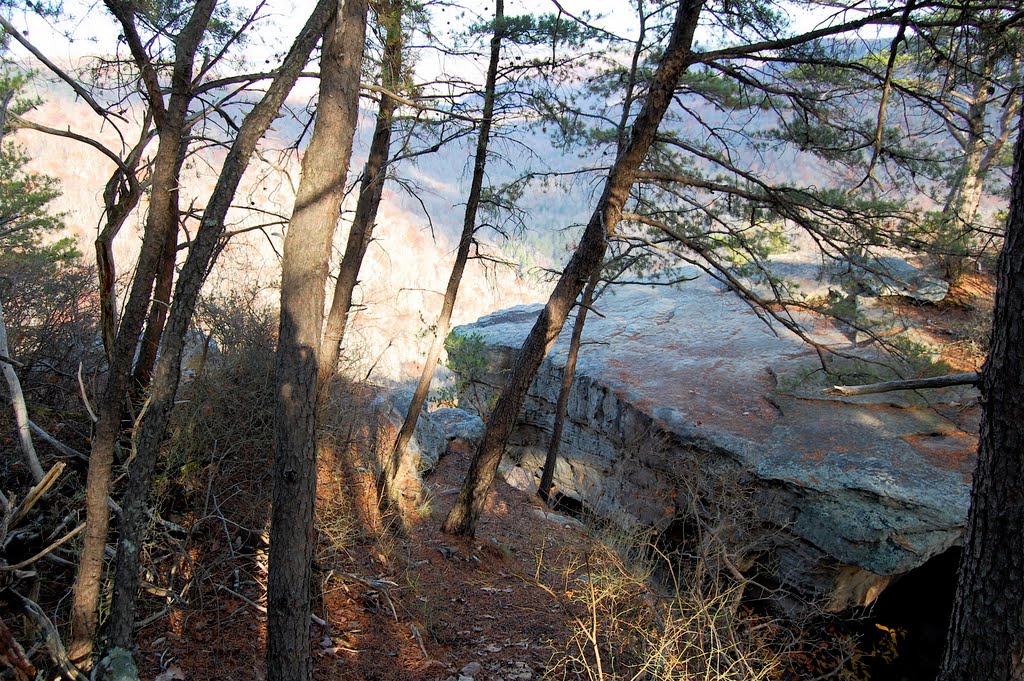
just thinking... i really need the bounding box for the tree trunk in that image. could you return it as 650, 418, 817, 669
941, 89, 986, 280
320, 0, 404, 382
938, 101, 1024, 681
269, 1, 367, 679
441, 0, 704, 537
537, 5, 644, 504
538, 269, 598, 504
132, 146, 185, 394
95, 0, 337, 668
69, 1, 217, 663
382, 0, 504, 505
96, 123, 151, 363
938, 44, 1015, 281
943, 135, 984, 232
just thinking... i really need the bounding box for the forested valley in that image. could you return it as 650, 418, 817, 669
0, 0, 1022, 679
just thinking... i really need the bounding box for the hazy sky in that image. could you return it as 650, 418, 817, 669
11, 0, 638, 56
6, 0, 851, 68
5, 0, 853, 99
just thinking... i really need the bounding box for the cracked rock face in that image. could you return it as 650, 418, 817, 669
451, 276, 976, 612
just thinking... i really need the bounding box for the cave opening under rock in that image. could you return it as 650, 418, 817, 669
854, 546, 960, 681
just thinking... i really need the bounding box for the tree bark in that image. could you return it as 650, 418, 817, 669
939, 101, 1024, 681
538, 269, 598, 503
69, 1, 217, 664
269, 1, 367, 679
132, 148, 185, 394
382, 0, 504, 505
441, 0, 705, 536
94, 0, 338, 668
320, 0, 404, 382
95, 118, 151, 364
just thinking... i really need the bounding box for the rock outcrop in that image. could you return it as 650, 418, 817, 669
449, 276, 977, 612
372, 392, 484, 498
372, 391, 447, 497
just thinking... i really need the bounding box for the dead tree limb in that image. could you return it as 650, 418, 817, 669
2, 524, 85, 571
9, 463, 65, 528
27, 422, 88, 461
0, 615, 35, 680
828, 372, 980, 396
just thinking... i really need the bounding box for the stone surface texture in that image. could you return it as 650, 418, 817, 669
450, 276, 977, 612
431, 407, 487, 446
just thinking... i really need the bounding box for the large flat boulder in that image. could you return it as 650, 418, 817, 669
450, 276, 976, 612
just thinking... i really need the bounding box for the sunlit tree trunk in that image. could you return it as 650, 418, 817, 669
132, 149, 184, 394
270, 0, 367, 679
87, 1, 338, 672
69, 0, 217, 664
96, 130, 149, 364
320, 0, 405, 382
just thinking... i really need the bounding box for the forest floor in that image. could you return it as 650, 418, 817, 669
131, 434, 604, 681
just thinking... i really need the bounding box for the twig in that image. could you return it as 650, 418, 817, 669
857, 0, 916, 190
216, 585, 327, 626
1, 523, 85, 571
0, 17, 120, 125
828, 372, 979, 396
135, 606, 171, 630
337, 572, 399, 621
104, 498, 186, 534
409, 622, 429, 659
8, 114, 131, 175
0, 353, 24, 368
77, 363, 97, 423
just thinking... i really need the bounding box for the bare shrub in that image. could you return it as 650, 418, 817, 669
144, 289, 388, 634
0, 250, 101, 406
317, 375, 386, 548
160, 290, 278, 527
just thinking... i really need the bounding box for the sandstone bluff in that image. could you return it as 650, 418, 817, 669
446, 275, 977, 612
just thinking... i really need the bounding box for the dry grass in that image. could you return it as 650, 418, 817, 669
546, 542, 784, 681
540, 484, 787, 681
